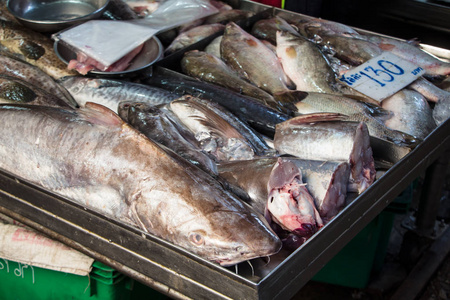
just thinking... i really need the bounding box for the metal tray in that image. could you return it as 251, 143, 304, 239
0, 1, 449, 299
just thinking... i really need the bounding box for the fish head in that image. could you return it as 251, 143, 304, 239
266, 158, 321, 237
130, 186, 281, 267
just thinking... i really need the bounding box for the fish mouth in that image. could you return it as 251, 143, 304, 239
291, 223, 317, 238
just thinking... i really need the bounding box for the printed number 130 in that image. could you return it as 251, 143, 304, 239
359, 60, 405, 87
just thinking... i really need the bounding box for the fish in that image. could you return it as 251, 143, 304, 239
220, 22, 307, 108
408, 77, 450, 104
0, 74, 74, 108
104, 0, 139, 20
276, 31, 339, 94
203, 9, 255, 25
288, 158, 350, 222
169, 95, 273, 161
357, 35, 450, 78
0, 20, 76, 79
218, 157, 323, 238
250, 16, 301, 45
0, 51, 76, 106
118, 101, 218, 175
432, 98, 450, 126
318, 34, 382, 66
0, 102, 281, 266
381, 89, 436, 140
204, 35, 222, 57
293, 92, 419, 147
292, 17, 361, 40
274, 113, 376, 194
165, 24, 225, 55
181, 50, 291, 114
144, 68, 292, 137
58, 76, 180, 113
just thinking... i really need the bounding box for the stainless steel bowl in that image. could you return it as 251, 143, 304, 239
54, 36, 164, 77
7, 0, 110, 32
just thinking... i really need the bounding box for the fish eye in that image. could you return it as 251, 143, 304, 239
189, 232, 205, 246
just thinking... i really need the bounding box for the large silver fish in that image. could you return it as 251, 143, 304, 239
58, 76, 180, 113
181, 50, 290, 114
220, 22, 307, 109
118, 101, 218, 175
218, 157, 323, 238
274, 113, 376, 194
250, 16, 301, 45
0, 103, 281, 266
0, 75, 74, 108
293, 92, 419, 147
381, 90, 436, 140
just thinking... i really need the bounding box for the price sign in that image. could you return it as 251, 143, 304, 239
338, 52, 425, 102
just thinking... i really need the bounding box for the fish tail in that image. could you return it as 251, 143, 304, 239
273, 90, 309, 114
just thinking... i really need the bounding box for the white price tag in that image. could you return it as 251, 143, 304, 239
338, 52, 425, 102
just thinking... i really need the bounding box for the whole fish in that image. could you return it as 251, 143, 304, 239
408, 77, 450, 104
0, 51, 76, 106
203, 9, 255, 25
58, 76, 180, 113
432, 98, 450, 126
181, 50, 291, 114
0, 20, 76, 79
292, 17, 360, 40
276, 31, 339, 94
165, 24, 225, 55
220, 22, 307, 108
0, 75, 74, 108
118, 101, 218, 175
169, 95, 273, 161
0, 103, 281, 266
251, 16, 301, 45
144, 69, 291, 137
218, 157, 323, 238
274, 113, 376, 194
381, 90, 436, 140
293, 92, 419, 147
358, 34, 450, 78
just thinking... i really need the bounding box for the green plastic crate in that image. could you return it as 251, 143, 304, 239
312, 184, 412, 289
0, 260, 133, 300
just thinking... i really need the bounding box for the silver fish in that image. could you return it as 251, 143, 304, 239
118, 101, 218, 175
0, 103, 281, 266
165, 24, 225, 55
381, 89, 436, 140
204, 35, 222, 57
220, 22, 307, 109
58, 76, 180, 113
251, 16, 301, 45
276, 31, 338, 94
218, 157, 324, 237
274, 113, 376, 194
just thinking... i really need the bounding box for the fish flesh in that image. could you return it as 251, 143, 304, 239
181, 50, 291, 114
144, 68, 291, 137
220, 22, 307, 108
218, 157, 323, 238
58, 76, 180, 113
274, 113, 376, 194
0, 51, 76, 106
0, 103, 281, 266
118, 101, 218, 175
293, 92, 419, 147
169, 95, 273, 161
165, 24, 225, 55
0, 20, 76, 79
276, 31, 338, 94
0, 75, 74, 108
381, 89, 436, 140
251, 16, 301, 45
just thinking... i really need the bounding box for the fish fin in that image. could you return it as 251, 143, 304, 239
273, 90, 308, 113
284, 112, 349, 125
82, 102, 124, 126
